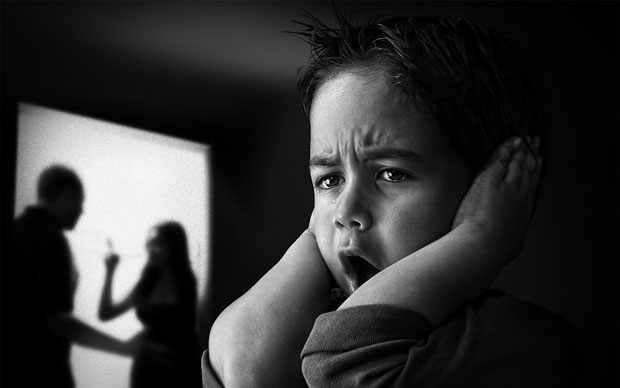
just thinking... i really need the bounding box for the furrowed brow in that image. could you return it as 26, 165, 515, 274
363, 147, 425, 162
309, 147, 424, 167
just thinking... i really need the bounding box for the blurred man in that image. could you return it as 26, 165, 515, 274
10, 164, 139, 387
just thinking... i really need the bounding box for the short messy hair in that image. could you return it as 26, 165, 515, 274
37, 164, 83, 201
293, 9, 548, 175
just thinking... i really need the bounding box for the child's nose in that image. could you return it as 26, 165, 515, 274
332, 184, 372, 231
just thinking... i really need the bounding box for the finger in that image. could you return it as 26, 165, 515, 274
523, 157, 543, 222
526, 155, 543, 204
520, 144, 539, 195
505, 141, 527, 185
490, 136, 520, 166
523, 135, 541, 159
524, 136, 535, 158
484, 136, 520, 184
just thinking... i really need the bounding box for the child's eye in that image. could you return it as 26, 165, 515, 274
378, 169, 408, 182
316, 175, 344, 190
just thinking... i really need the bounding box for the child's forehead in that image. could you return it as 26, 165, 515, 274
314, 71, 393, 103
310, 73, 453, 159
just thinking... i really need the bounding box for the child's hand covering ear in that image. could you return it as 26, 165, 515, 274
452, 136, 543, 266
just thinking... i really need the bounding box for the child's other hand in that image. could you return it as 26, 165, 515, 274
452, 136, 542, 266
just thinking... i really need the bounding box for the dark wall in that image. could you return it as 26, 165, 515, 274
1, 2, 618, 387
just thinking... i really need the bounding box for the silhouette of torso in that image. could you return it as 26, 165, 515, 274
131, 269, 200, 388
11, 207, 78, 388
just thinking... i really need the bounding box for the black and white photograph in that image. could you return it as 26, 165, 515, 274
1, 1, 618, 387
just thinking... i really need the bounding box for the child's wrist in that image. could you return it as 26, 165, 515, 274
449, 223, 513, 267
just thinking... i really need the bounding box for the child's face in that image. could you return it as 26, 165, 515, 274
309, 72, 469, 296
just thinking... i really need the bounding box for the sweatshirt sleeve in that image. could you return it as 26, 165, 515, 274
300, 290, 582, 388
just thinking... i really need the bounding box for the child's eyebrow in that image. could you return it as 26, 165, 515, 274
362, 147, 425, 163
309, 147, 424, 168
309, 154, 339, 168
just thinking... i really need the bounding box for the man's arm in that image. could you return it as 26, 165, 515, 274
208, 229, 331, 388
339, 136, 542, 326
47, 312, 137, 356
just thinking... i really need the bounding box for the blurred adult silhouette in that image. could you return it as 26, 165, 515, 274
99, 221, 201, 388
10, 164, 143, 388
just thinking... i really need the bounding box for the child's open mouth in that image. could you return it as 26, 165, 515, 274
338, 250, 380, 294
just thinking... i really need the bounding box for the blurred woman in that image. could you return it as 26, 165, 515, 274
99, 221, 201, 388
